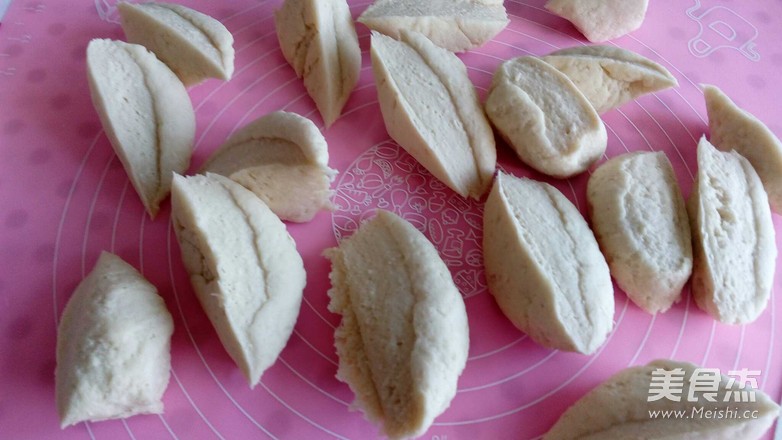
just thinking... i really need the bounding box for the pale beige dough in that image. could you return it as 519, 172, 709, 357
483, 172, 614, 354
358, 0, 509, 52
201, 111, 337, 223
171, 173, 306, 387
326, 210, 469, 439
371, 30, 496, 199
56, 252, 174, 428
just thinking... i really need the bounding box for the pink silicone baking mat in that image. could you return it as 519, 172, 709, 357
2, 0, 782, 438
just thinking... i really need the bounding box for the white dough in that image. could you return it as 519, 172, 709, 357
171, 173, 306, 386
483, 172, 614, 354
326, 210, 469, 439
704, 84, 782, 214
275, 0, 361, 127
588, 152, 692, 314
118, 2, 235, 86
545, 0, 649, 42
358, 0, 509, 52
544, 359, 781, 439
542, 45, 678, 113
485, 56, 606, 178
86, 38, 195, 218
202, 111, 337, 223
371, 30, 496, 199
689, 137, 776, 324
56, 252, 173, 428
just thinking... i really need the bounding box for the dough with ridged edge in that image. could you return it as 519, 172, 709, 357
326, 210, 469, 439
171, 173, 306, 386
357, 0, 509, 52
587, 152, 692, 314
485, 56, 606, 178
704, 84, 782, 214
275, 0, 361, 127
201, 111, 337, 223
483, 171, 614, 354
370, 30, 496, 199
544, 359, 780, 439
118, 1, 234, 86
542, 45, 677, 113
86, 38, 195, 218
689, 137, 776, 324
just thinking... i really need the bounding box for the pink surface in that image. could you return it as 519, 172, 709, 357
1, 0, 781, 439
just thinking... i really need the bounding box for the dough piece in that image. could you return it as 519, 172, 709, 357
587, 152, 692, 314
326, 210, 469, 439
56, 252, 174, 428
544, 359, 781, 439
485, 56, 606, 178
201, 111, 337, 223
171, 173, 306, 386
704, 84, 782, 214
371, 30, 496, 199
275, 0, 361, 127
87, 39, 195, 218
483, 172, 614, 354
118, 2, 234, 86
689, 137, 776, 325
357, 0, 509, 52
542, 45, 678, 113
545, 0, 649, 42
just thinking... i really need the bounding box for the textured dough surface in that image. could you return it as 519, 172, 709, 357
588, 152, 692, 314
543, 45, 678, 113
371, 30, 496, 199
171, 173, 306, 386
56, 252, 174, 428
704, 84, 782, 214
689, 137, 776, 324
485, 56, 606, 178
545, 0, 649, 42
483, 172, 614, 354
86, 38, 195, 218
118, 2, 234, 85
202, 111, 337, 222
544, 359, 781, 439
326, 210, 469, 439
275, 0, 361, 127
358, 0, 509, 52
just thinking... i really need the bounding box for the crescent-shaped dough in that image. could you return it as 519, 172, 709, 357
171, 173, 306, 386
118, 2, 234, 86
86, 38, 195, 218
326, 210, 469, 439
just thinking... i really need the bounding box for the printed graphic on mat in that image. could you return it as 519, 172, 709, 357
332, 141, 487, 298
686, 0, 759, 61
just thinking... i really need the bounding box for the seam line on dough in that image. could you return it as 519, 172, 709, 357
217, 181, 270, 327
545, 185, 593, 330
294, 6, 317, 76
332, 250, 385, 420
328, 1, 347, 107
160, 4, 224, 67
742, 160, 763, 303
409, 40, 483, 192
124, 45, 163, 204
348, 217, 417, 430
501, 78, 558, 156
378, 216, 418, 434
346, 265, 390, 423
